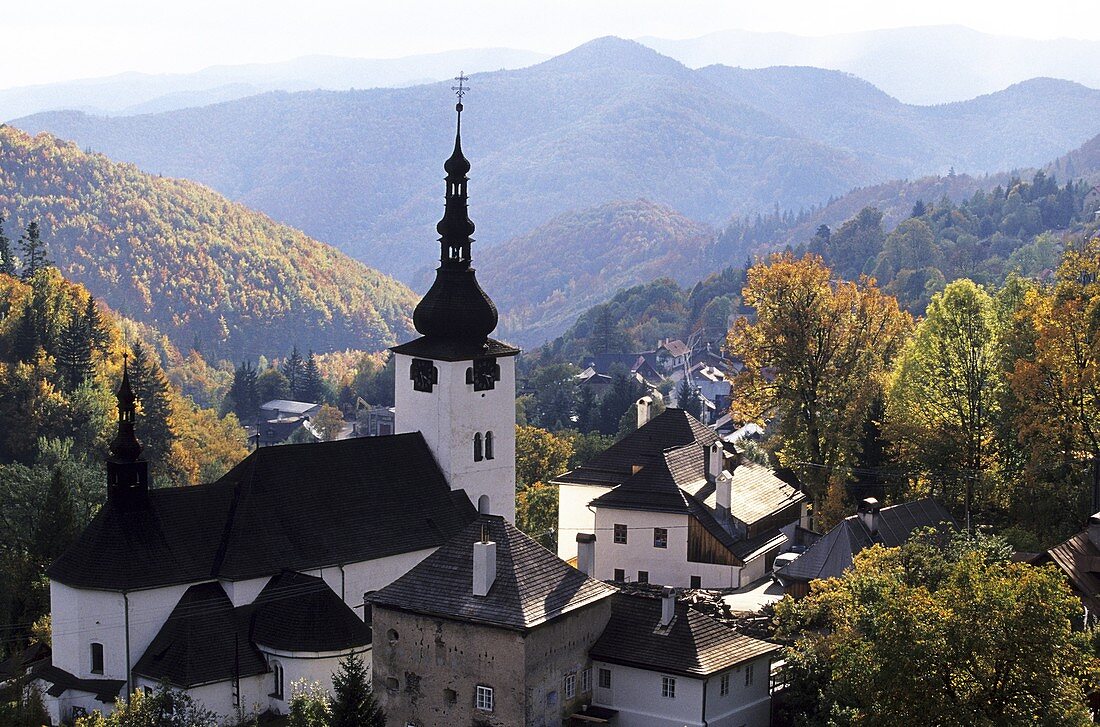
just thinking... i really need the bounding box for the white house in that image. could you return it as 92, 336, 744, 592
258, 399, 322, 421
589, 591, 780, 727
556, 405, 808, 588
34, 97, 520, 724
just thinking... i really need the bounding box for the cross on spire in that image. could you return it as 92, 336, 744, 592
452, 72, 469, 105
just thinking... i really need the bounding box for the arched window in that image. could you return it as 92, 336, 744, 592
484, 431, 494, 460
271, 661, 284, 700
90, 642, 104, 674
473, 433, 483, 461
478, 494, 490, 514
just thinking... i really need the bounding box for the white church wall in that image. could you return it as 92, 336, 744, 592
261, 646, 371, 710
336, 548, 436, 614
555, 482, 612, 561
394, 351, 516, 522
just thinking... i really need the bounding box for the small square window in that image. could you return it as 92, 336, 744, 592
598, 668, 612, 689
638, 570, 649, 584
653, 528, 668, 548
720, 673, 730, 696
385, 677, 399, 691
661, 676, 676, 699
613, 524, 628, 544
613, 568, 625, 582
564, 673, 576, 700
581, 668, 592, 693
745, 663, 754, 686
476, 685, 494, 712
444, 688, 457, 704
690, 575, 702, 589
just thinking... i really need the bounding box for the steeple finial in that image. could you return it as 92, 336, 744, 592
110, 353, 142, 462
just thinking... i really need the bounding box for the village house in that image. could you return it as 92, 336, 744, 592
258, 398, 322, 421
1042, 513, 1100, 625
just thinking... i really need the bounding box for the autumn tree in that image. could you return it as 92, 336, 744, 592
884, 280, 1001, 526
516, 425, 574, 489
774, 536, 1096, 725
312, 404, 345, 442
76, 685, 217, 727
256, 366, 291, 408
728, 253, 911, 525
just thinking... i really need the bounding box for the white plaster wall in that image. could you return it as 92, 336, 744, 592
703, 658, 774, 727
262, 646, 371, 713
555, 483, 611, 560
333, 548, 437, 615
132, 674, 269, 723
394, 352, 516, 522
220, 576, 271, 608
50, 581, 193, 682
592, 662, 705, 727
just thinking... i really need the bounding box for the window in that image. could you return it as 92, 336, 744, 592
385, 677, 400, 691
581, 668, 592, 693
638, 570, 649, 584
720, 673, 730, 696
661, 676, 676, 699
90, 643, 104, 675
387, 629, 399, 644
613, 568, 625, 582
546, 690, 558, 706
485, 431, 494, 460
444, 688, 457, 704
690, 575, 702, 589
613, 523, 628, 544
598, 668, 612, 689
653, 527, 668, 548
271, 662, 285, 700
474, 433, 483, 461
476, 685, 494, 712
745, 663, 754, 686
564, 673, 576, 700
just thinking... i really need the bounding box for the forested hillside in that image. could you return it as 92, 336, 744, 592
15, 37, 1100, 281
0, 126, 416, 359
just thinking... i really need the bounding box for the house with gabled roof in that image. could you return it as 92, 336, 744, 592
1041, 513, 1100, 625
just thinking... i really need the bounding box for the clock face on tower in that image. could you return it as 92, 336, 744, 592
410, 358, 438, 393
471, 357, 501, 392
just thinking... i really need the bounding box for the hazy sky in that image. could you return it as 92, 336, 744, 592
7, 0, 1100, 88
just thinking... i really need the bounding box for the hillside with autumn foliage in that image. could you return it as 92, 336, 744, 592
0, 126, 417, 359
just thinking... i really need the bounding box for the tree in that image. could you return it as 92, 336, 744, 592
286, 681, 332, 727
313, 404, 345, 442
516, 425, 574, 489
728, 253, 911, 525
256, 367, 291, 409
595, 372, 647, 436
301, 351, 326, 403
128, 342, 177, 474
83, 297, 109, 353
17, 221, 48, 280
884, 280, 1001, 525
282, 346, 306, 399
225, 360, 259, 422
56, 313, 94, 389
329, 652, 385, 727
0, 215, 15, 276
32, 468, 80, 566
675, 376, 702, 420
824, 206, 885, 280
516, 481, 558, 548
774, 535, 1096, 725
75, 685, 218, 727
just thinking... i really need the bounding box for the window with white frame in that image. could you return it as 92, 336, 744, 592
564, 673, 576, 700
745, 663, 754, 686
582, 668, 592, 693
720, 672, 730, 696
661, 676, 676, 698
613, 523, 628, 544
598, 668, 611, 689
271, 662, 284, 699
476, 685, 494, 712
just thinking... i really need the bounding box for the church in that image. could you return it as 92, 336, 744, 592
35, 92, 519, 724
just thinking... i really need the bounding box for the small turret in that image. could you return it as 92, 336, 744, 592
106, 355, 149, 508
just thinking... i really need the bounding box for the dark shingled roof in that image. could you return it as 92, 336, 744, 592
391, 336, 519, 362
589, 594, 780, 677
588, 449, 696, 514
554, 408, 720, 487
777, 498, 955, 584
249, 571, 371, 653
33, 664, 125, 703
49, 433, 477, 590
133, 582, 268, 688
1046, 530, 1100, 616
369, 515, 617, 631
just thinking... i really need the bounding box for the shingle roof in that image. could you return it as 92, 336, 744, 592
260, 400, 319, 415
32, 663, 125, 703
777, 498, 955, 584
49, 433, 477, 590
554, 409, 719, 487
369, 515, 617, 632
588, 451, 696, 514
390, 336, 519, 362
698, 462, 807, 524
1046, 530, 1100, 616
589, 595, 780, 677
249, 571, 371, 653
132, 582, 269, 688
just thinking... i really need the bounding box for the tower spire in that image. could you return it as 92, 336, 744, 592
439, 72, 474, 268
107, 352, 149, 507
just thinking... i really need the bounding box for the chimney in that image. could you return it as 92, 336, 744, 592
472, 527, 497, 597
660, 586, 675, 627
636, 395, 653, 429
1089, 513, 1100, 550
576, 533, 596, 577
858, 498, 881, 536
706, 442, 723, 483
716, 470, 732, 517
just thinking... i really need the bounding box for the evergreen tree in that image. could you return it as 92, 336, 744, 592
226, 360, 260, 422
282, 346, 306, 399
329, 652, 385, 727
0, 215, 15, 276
301, 351, 325, 403
675, 377, 702, 421
129, 342, 176, 471
596, 373, 647, 436
17, 221, 49, 280
83, 297, 109, 353
57, 314, 94, 389
13, 302, 39, 362
32, 469, 79, 565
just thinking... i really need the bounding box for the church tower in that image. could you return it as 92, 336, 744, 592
106, 356, 150, 509
392, 83, 519, 522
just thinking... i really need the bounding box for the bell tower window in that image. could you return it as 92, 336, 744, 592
485, 431, 494, 460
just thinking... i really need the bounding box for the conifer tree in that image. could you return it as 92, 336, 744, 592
129, 342, 176, 470
13, 302, 39, 362
281, 346, 306, 400
0, 214, 15, 276
32, 469, 79, 565
226, 360, 259, 421
676, 377, 703, 421
83, 297, 109, 352
301, 351, 325, 403
329, 652, 385, 727
57, 314, 94, 389
17, 221, 49, 280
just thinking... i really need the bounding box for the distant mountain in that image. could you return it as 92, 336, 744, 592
13, 37, 1100, 283
0, 127, 416, 358
481, 199, 717, 347
0, 48, 547, 121
641, 25, 1100, 104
